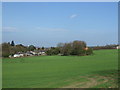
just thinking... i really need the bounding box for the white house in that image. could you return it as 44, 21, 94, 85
38, 51, 46, 55
116, 46, 120, 49
20, 54, 24, 57
13, 54, 21, 58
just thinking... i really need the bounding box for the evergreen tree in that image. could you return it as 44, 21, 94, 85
11, 40, 15, 46
42, 47, 44, 50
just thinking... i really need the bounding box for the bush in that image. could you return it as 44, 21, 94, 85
2, 53, 10, 57
60, 40, 93, 56
46, 47, 60, 55
46, 40, 93, 56
2, 43, 11, 57
86, 48, 93, 55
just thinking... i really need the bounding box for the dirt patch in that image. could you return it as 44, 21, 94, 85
62, 75, 110, 88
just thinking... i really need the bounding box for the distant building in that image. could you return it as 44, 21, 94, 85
116, 46, 120, 49
38, 51, 46, 55
25, 51, 33, 56
19, 54, 24, 57
13, 54, 21, 58
84, 47, 88, 50
9, 55, 12, 58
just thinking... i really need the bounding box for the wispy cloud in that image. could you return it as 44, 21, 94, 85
70, 14, 78, 19
36, 27, 68, 32
2, 27, 18, 32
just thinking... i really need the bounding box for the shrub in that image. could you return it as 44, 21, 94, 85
46, 40, 93, 56
86, 48, 93, 55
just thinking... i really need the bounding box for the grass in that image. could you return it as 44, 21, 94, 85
2, 49, 118, 88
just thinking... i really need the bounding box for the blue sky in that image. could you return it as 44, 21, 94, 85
2, 2, 118, 47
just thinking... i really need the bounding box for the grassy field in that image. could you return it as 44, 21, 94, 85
2, 49, 118, 88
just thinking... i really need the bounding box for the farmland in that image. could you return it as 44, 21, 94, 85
2, 49, 118, 88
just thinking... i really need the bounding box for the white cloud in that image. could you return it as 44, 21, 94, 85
70, 14, 78, 19
2, 27, 18, 32
36, 27, 68, 32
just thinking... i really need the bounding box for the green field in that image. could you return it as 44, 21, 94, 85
2, 49, 118, 88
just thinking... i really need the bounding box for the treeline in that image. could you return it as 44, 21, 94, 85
2, 40, 117, 58
46, 40, 93, 56
1, 41, 37, 57
92, 44, 118, 50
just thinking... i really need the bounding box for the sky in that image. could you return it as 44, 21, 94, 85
2, 2, 118, 47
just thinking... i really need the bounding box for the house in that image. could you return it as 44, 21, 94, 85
84, 47, 88, 50
116, 46, 120, 49
38, 51, 46, 55
19, 54, 24, 57
13, 54, 21, 58
9, 55, 12, 58
25, 51, 33, 56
